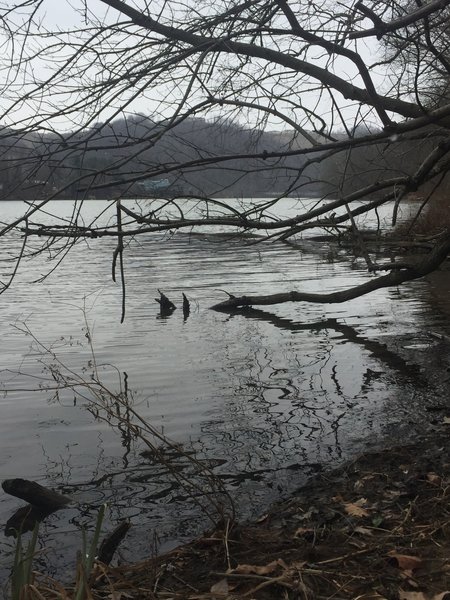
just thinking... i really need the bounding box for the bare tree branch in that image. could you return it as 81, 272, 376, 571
351, 0, 450, 40
211, 230, 450, 310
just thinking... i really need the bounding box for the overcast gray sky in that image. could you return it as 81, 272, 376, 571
0, 0, 388, 133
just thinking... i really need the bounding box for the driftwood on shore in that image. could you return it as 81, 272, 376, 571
182, 293, 190, 318
3, 478, 131, 559
98, 521, 131, 565
2, 478, 73, 536
2, 478, 73, 511
5, 504, 55, 537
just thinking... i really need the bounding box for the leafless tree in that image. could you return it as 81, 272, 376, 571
0, 0, 450, 317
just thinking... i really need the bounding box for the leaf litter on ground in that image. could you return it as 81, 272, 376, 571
27, 429, 450, 599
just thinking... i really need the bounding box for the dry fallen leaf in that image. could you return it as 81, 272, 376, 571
388, 551, 423, 571
210, 578, 229, 596
344, 500, 370, 517
443, 416, 450, 424
399, 592, 427, 600
426, 472, 442, 485
294, 527, 314, 537
399, 591, 450, 600
354, 526, 374, 536
232, 560, 280, 576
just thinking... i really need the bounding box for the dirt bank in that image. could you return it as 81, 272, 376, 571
29, 426, 447, 600
27, 331, 450, 598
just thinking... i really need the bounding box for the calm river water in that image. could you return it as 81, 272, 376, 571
0, 198, 449, 586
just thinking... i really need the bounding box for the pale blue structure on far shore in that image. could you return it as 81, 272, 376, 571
140, 178, 170, 193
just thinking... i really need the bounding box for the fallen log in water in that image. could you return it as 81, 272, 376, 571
2, 478, 73, 511
182, 293, 190, 319
155, 289, 176, 315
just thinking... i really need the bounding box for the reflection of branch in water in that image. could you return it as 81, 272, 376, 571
199, 324, 348, 476
227, 308, 428, 386
208, 307, 430, 471
5, 321, 237, 538
330, 364, 343, 396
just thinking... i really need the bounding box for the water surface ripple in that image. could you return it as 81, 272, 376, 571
0, 199, 447, 586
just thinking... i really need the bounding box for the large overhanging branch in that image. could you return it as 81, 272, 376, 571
15, 176, 419, 240
99, 0, 423, 120
351, 0, 450, 40
210, 230, 450, 310
19, 143, 450, 242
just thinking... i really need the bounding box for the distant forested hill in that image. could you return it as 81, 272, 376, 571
1, 115, 441, 202
0, 115, 323, 200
